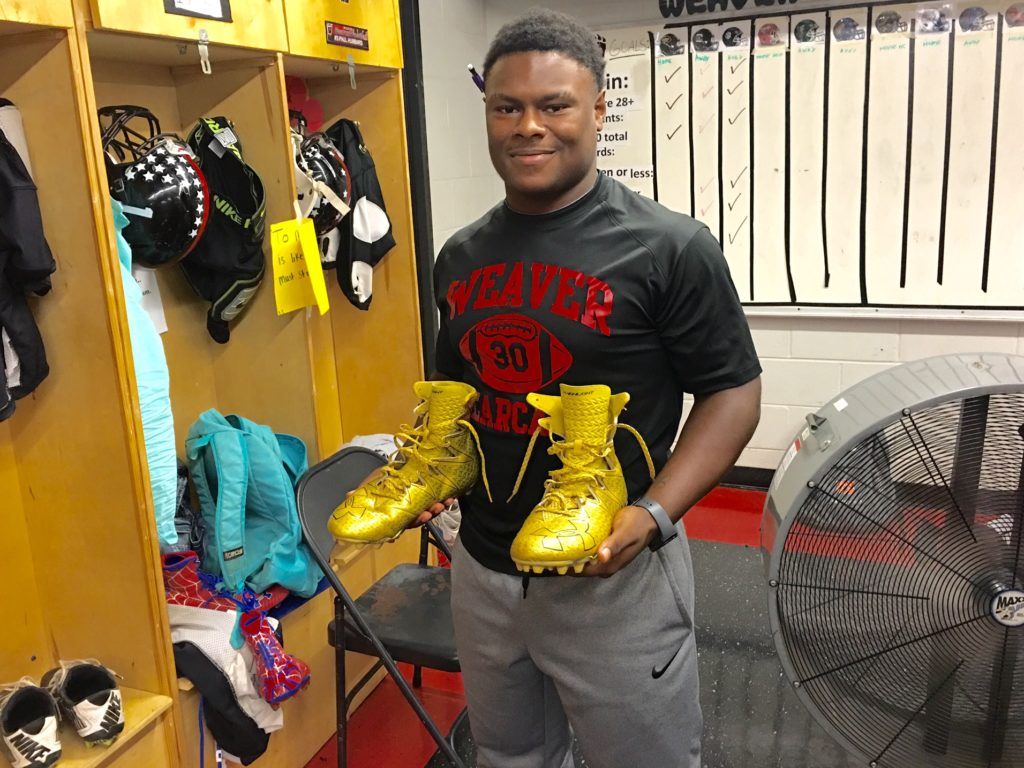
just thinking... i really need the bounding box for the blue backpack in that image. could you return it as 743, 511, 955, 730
186, 410, 320, 597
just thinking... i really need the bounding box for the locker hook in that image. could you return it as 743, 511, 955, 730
347, 54, 357, 90
198, 29, 212, 75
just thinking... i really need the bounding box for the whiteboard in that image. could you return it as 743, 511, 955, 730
596, 2, 1024, 319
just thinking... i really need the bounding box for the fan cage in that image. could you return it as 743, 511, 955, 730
773, 392, 1024, 768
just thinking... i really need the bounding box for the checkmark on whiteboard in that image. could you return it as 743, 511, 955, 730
727, 191, 742, 210
664, 66, 682, 83
666, 125, 683, 140
699, 114, 715, 134
666, 94, 684, 110
730, 59, 747, 74
730, 166, 748, 188
727, 80, 745, 95
728, 107, 747, 125
728, 216, 748, 244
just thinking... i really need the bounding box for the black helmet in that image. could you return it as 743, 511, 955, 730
959, 6, 995, 31
692, 28, 719, 52
833, 16, 866, 41
875, 11, 908, 33
291, 126, 352, 237
99, 105, 208, 268
794, 19, 823, 43
722, 26, 747, 48
658, 32, 684, 55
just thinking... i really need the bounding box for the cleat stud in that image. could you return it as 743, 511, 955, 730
557, 566, 568, 575
573, 563, 585, 573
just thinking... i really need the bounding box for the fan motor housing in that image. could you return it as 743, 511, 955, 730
762, 353, 1024, 767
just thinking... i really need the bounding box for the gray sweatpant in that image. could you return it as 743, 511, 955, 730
450, 524, 702, 768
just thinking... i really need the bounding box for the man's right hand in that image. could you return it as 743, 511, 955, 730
348, 467, 455, 529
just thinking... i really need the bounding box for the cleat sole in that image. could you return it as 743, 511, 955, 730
512, 556, 597, 575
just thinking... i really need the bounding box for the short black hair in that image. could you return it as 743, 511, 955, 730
483, 8, 606, 90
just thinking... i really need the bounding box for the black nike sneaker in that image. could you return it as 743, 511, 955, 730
0, 679, 61, 768
41, 661, 124, 745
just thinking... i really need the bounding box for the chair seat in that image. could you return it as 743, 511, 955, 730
328, 563, 460, 672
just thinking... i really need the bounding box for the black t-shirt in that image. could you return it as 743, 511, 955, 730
433, 173, 761, 574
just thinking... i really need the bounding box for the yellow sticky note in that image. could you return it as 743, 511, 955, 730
270, 217, 330, 316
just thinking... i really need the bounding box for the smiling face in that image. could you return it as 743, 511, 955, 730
485, 51, 606, 214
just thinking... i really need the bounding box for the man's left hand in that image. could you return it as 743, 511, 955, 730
580, 505, 659, 578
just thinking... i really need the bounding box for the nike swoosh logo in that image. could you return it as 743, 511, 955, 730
652, 643, 684, 679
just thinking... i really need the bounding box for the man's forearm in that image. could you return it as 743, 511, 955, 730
643, 377, 761, 522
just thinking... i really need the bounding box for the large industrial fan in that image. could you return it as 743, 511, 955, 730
763, 353, 1024, 767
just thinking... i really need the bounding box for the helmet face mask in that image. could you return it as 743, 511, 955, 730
99, 105, 209, 269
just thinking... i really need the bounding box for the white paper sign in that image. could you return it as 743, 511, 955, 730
131, 266, 168, 335
174, 0, 224, 20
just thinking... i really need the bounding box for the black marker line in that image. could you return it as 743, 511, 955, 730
649, 32, 660, 202
982, 16, 1003, 293
718, 50, 724, 245
859, 7, 873, 305
785, 45, 796, 303
749, 46, 756, 301
821, 12, 832, 288
936, 27, 955, 285
689, 41, 696, 218
900, 19, 916, 289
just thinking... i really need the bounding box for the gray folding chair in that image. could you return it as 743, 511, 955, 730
295, 446, 467, 768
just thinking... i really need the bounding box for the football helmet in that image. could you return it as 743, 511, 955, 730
793, 19, 824, 43
917, 7, 952, 33
722, 26, 748, 47
658, 32, 684, 55
1007, 3, 1024, 27
959, 6, 995, 31
99, 105, 208, 268
833, 16, 866, 41
875, 11, 909, 34
757, 22, 783, 47
692, 28, 719, 52
291, 122, 352, 237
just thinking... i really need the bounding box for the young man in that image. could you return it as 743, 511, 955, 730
429, 9, 761, 768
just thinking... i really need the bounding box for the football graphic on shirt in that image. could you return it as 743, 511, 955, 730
459, 314, 573, 394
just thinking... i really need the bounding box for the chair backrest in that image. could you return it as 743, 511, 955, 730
295, 446, 387, 583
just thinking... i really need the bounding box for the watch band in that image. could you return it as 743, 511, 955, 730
632, 496, 678, 551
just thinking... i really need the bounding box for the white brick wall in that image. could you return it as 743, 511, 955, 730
421, 0, 1024, 474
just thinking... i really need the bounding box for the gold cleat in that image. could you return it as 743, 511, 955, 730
508, 384, 655, 574
328, 381, 491, 545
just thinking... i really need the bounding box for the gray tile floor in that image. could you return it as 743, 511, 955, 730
427, 539, 859, 768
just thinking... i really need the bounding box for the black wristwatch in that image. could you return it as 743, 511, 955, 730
632, 496, 678, 552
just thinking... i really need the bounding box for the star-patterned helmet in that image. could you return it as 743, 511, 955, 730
98, 105, 209, 268
291, 118, 352, 237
